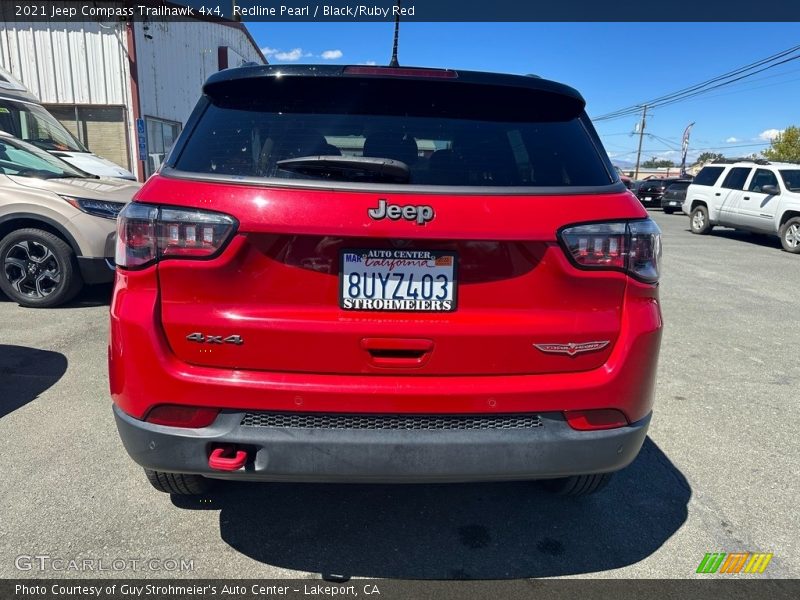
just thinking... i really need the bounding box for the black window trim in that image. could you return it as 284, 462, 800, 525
158, 165, 627, 196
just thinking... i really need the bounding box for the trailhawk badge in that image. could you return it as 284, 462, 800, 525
534, 341, 610, 356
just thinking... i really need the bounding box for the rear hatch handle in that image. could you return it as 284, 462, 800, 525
361, 338, 434, 368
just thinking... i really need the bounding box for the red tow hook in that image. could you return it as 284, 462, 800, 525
208, 446, 248, 471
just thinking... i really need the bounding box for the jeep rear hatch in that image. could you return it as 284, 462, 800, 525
134, 66, 645, 377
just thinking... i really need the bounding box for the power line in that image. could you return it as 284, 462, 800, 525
609, 141, 771, 160
595, 47, 800, 120
594, 44, 800, 121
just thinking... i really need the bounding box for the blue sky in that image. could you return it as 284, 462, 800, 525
246, 22, 800, 166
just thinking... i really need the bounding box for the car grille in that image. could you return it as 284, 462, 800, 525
240, 412, 543, 430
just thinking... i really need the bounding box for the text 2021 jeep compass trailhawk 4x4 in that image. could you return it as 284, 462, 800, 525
110, 65, 663, 496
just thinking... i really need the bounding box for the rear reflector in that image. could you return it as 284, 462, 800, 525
343, 66, 458, 79
564, 409, 628, 431
145, 405, 219, 428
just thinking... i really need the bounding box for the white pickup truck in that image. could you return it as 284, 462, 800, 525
683, 160, 800, 253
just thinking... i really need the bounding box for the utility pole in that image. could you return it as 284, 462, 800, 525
634, 105, 648, 180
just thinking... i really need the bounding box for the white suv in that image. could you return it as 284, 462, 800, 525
683, 160, 800, 253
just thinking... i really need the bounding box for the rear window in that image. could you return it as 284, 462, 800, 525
667, 182, 690, 191
173, 76, 614, 188
692, 166, 725, 186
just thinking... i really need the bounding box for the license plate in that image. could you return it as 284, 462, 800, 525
644, 196, 652, 201
340, 249, 457, 312
670, 201, 679, 206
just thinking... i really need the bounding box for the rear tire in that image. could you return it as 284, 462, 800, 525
779, 217, 800, 253
543, 473, 613, 496
144, 469, 213, 495
690, 205, 713, 234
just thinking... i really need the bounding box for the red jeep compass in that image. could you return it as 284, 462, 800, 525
110, 65, 662, 496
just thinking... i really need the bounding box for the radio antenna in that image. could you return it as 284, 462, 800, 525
389, 0, 401, 67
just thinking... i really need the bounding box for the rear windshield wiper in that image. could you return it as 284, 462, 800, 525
276, 155, 410, 184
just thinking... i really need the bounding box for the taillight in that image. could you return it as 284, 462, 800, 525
145, 405, 219, 428
116, 203, 158, 269
559, 219, 661, 283
116, 203, 236, 269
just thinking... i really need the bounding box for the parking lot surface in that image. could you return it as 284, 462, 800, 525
0, 211, 797, 579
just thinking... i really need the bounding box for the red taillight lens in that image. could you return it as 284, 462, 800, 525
116, 203, 236, 269
564, 409, 628, 431
145, 405, 219, 428
116, 203, 158, 269
157, 208, 236, 258
560, 219, 661, 283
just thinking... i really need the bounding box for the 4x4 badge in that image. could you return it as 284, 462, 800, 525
534, 341, 610, 356
368, 198, 434, 225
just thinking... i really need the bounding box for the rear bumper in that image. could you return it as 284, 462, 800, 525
113, 405, 651, 483
660, 197, 684, 210
637, 194, 663, 206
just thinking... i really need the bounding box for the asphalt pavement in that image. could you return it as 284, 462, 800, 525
0, 210, 797, 579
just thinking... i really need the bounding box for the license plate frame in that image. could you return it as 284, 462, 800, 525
339, 248, 458, 312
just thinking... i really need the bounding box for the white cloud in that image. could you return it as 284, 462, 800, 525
725, 137, 739, 143
758, 128, 783, 141
274, 48, 307, 61
321, 49, 343, 60
649, 150, 679, 159
260, 47, 310, 61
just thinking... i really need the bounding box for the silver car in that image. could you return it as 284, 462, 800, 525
0, 132, 140, 307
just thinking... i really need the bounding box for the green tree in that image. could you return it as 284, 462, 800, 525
641, 157, 675, 168
763, 126, 800, 162
694, 152, 724, 165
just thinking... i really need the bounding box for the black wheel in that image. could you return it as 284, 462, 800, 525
144, 469, 213, 495
542, 473, 613, 496
0, 228, 83, 307
663, 208, 675, 215
779, 217, 800, 253
689, 205, 713, 234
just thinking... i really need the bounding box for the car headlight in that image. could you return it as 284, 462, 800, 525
61, 196, 126, 220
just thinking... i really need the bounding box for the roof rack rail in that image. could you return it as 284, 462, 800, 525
711, 158, 771, 165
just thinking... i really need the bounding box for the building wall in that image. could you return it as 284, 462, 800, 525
133, 20, 264, 177
0, 21, 130, 105
134, 20, 263, 127
44, 104, 130, 170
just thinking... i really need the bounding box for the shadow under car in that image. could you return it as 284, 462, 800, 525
171, 436, 690, 579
